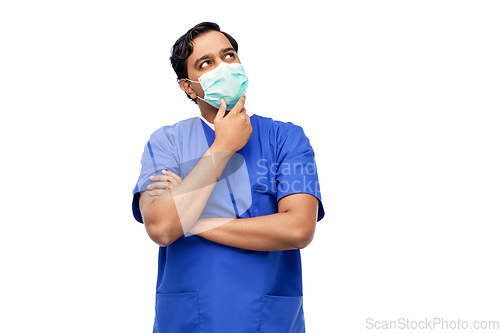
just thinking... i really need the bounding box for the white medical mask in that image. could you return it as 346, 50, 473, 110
188, 62, 249, 110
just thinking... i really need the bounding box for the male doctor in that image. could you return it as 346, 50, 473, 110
132, 22, 325, 333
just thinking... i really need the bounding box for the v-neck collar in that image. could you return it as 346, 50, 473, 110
199, 110, 254, 131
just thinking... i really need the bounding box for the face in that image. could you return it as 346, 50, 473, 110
179, 30, 241, 100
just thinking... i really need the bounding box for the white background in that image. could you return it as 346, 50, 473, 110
1, 1, 499, 332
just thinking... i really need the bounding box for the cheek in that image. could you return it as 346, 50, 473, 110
192, 85, 205, 98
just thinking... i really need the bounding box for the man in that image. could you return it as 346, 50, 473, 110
132, 22, 325, 333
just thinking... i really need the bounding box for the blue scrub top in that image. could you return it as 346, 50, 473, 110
132, 114, 325, 333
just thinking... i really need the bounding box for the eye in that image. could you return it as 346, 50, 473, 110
200, 60, 210, 68
224, 53, 235, 60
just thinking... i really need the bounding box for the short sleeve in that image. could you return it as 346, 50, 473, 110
275, 124, 325, 221
132, 126, 180, 223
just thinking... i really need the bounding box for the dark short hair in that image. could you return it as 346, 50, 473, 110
170, 22, 239, 102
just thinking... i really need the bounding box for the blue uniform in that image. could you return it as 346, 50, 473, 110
132, 114, 325, 333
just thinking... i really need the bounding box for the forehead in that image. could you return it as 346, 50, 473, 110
189, 30, 232, 63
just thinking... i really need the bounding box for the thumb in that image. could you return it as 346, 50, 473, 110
215, 99, 227, 122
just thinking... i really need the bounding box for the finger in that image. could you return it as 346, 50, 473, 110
149, 190, 160, 197
150, 174, 168, 182
215, 99, 227, 121
166, 171, 182, 184
151, 169, 177, 182
165, 175, 179, 187
149, 188, 168, 197
150, 176, 169, 183
229, 94, 246, 115
162, 170, 176, 187
147, 182, 170, 190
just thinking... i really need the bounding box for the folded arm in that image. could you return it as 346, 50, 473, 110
142, 160, 318, 251
188, 193, 319, 251
139, 96, 252, 247
139, 148, 232, 247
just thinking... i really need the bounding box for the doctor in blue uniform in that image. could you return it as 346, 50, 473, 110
132, 22, 325, 333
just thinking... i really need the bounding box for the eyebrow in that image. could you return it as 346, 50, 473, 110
194, 47, 236, 68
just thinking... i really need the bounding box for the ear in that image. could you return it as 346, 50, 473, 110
178, 79, 197, 100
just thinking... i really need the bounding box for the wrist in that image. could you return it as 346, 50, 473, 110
211, 140, 237, 154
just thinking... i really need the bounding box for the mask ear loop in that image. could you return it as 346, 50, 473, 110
180, 78, 204, 102
181, 78, 219, 108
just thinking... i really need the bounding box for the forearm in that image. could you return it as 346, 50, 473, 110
145, 145, 233, 245
188, 213, 302, 252
141, 97, 252, 247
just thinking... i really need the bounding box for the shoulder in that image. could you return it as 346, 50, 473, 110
250, 114, 308, 151
148, 117, 200, 143
251, 114, 304, 136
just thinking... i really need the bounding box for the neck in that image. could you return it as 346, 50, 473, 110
198, 99, 219, 124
